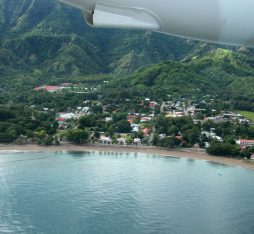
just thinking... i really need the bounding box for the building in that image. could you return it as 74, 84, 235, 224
143, 128, 150, 135
237, 140, 254, 149
105, 117, 113, 122
149, 101, 158, 108
34, 86, 63, 92
165, 111, 184, 118
131, 124, 140, 132
117, 138, 126, 145
100, 136, 112, 144
140, 116, 152, 123
58, 113, 77, 120
133, 138, 141, 145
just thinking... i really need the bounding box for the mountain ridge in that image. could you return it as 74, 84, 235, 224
0, 0, 202, 76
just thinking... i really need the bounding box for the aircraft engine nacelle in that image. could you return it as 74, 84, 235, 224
59, 0, 254, 47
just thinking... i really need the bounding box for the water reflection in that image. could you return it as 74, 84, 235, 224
187, 158, 195, 165
206, 161, 233, 168
66, 151, 91, 158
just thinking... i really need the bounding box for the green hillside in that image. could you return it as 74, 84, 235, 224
0, 0, 254, 112
0, 0, 200, 76
106, 49, 254, 110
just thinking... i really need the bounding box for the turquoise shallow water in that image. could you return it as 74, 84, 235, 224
0, 151, 254, 234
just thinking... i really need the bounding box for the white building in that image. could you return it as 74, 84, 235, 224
131, 124, 140, 132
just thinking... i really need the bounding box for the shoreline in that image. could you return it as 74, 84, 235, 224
0, 143, 254, 169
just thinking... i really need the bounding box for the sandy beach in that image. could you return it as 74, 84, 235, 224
0, 143, 254, 169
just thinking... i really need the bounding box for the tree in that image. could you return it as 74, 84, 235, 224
7, 124, 25, 136
126, 135, 133, 145
240, 147, 254, 158
79, 115, 97, 128
67, 129, 89, 144
115, 120, 132, 133
168, 126, 179, 136
152, 133, 159, 145
113, 112, 127, 122
0, 133, 17, 143
34, 130, 46, 140
159, 137, 181, 148
94, 131, 100, 139
206, 143, 240, 157
0, 109, 16, 121
42, 136, 54, 146
185, 128, 200, 145
91, 105, 103, 114
223, 136, 236, 145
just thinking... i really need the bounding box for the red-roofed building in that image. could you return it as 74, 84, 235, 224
237, 140, 254, 149
56, 117, 66, 122
127, 115, 137, 124
56, 117, 67, 129
143, 128, 150, 135
34, 86, 62, 92
149, 101, 158, 108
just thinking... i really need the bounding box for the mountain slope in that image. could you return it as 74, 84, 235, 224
0, 0, 200, 76
108, 49, 254, 105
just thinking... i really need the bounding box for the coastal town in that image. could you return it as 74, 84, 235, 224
17, 82, 252, 159
0, 79, 253, 159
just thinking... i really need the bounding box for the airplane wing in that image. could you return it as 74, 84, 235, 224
59, 0, 254, 47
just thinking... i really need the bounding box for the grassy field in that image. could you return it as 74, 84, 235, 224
239, 111, 254, 121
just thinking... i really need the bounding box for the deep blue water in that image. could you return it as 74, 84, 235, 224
0, 151, 254, 234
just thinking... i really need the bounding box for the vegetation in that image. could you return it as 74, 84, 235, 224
67, 129, 89, 144
206, 142, 240, 157
0, 0, 254, 161
238, 111, 254, 121
0, 0, 199, 76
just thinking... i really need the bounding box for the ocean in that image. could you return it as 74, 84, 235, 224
0, 151, 254, 234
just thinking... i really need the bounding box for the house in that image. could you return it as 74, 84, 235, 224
238, 119, 250, 124
201, 131, 210, 138
143, 128, 150, 135
159, 134, 167, 139
58, 113, 77, 120
82, 107, 90, 113
140, 116, 152, 123
175, 111, 184, 117
149, 101, 158, 108
212, 135, 223, 142
165, 111, 174, 118
105, 117, 113, 122
237, 140, 254, 149
201, 131, 222, 142
56, 117, 68, 129
205, 142, 210, 148
128, 115, 136, 124
100, 136, 112, 144
133, 138, 141, 145
131, 124, 140, 132
117, 138, 126, 145
56, 117, 66, 122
